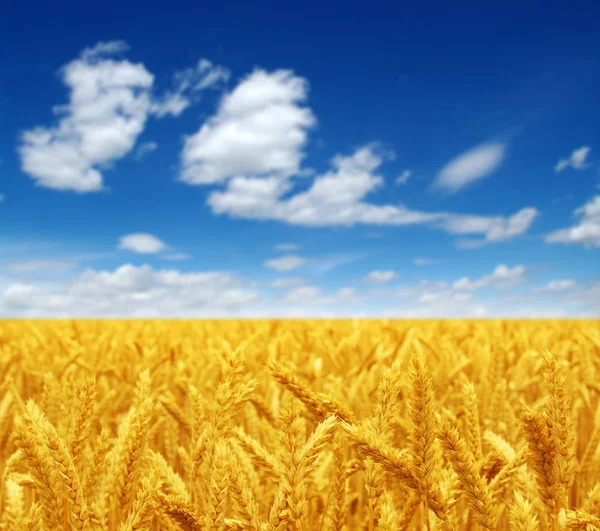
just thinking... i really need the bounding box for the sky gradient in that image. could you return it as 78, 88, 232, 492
1, 0, 599, 317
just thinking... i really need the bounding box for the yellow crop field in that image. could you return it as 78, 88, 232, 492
0, 319, 599, 530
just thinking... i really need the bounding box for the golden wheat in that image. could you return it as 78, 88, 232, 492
0, 319, 598, 530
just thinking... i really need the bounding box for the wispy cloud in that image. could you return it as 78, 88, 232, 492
364, 270, 396, 284
442, 207, 539, 247
264, 254, 306, 272
271, 277, 304, 288
395, 169, 412, 185
545, 195, 600, 248
452, 264, 526, 291
310, 254, 362, 274
134, 141, 158, 160
433, 142, 505, 193
413, 257, 434, 266
533, 279, 576, 292
554, 146, 591, 172
150, 59, 230, 118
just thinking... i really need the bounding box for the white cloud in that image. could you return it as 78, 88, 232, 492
80, 40, 130, 61
364, 270, 396, 284
452, 264, 526, 291
4, 260, 75, 273
264, 254, 306, 272
150, 93, 190, 119
19, 42, 229, 193
383, 288, 487, 318
311, 254, 362, 274
545, 195, 600, 248
134, 141, 158, 160
0, 264, 258, 317
118, 233, 167, 254
280, 285, 321, 303
433, 142, 505, 193
150, 59, 230, 118
413, 257, 433, 266
274, 243, 299, 251
368, 271, 600, 317
176, 71, 534, 242
209, 145, 441, 226
204, 142, 536, 242
19, 41, 155, 192
180, 69, 316, 184
533, 279, 576, 293
499, 280, 600, 317
554, 146, 591, 172
0, 194, 4, 202
194, 59, 231, 90
441, 207, 539, 245
395, 169, 412, 185
271, 277, 304, 288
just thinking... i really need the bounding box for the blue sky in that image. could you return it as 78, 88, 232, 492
1, 0, 599, 317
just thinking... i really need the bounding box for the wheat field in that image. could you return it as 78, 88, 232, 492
0, 319, 599, 530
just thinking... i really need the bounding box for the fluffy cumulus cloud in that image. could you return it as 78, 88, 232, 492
264, 254, 306, 272
192, 138, 534, 242
0, 264, 258, 317
206, 145, 537, 236
180, 69, 316, 184
175, 69, 537, 242
19, 41, 154, 192
117, 233, 167, 254
207, 145, 441, 226
19, 41, 228, 192
0, 255, 595, 317
545, 195, 600, 248
432, 142, 506, 193
207, 146, 408, 223
364, 270, 396, 283
554, 146, 592, 172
